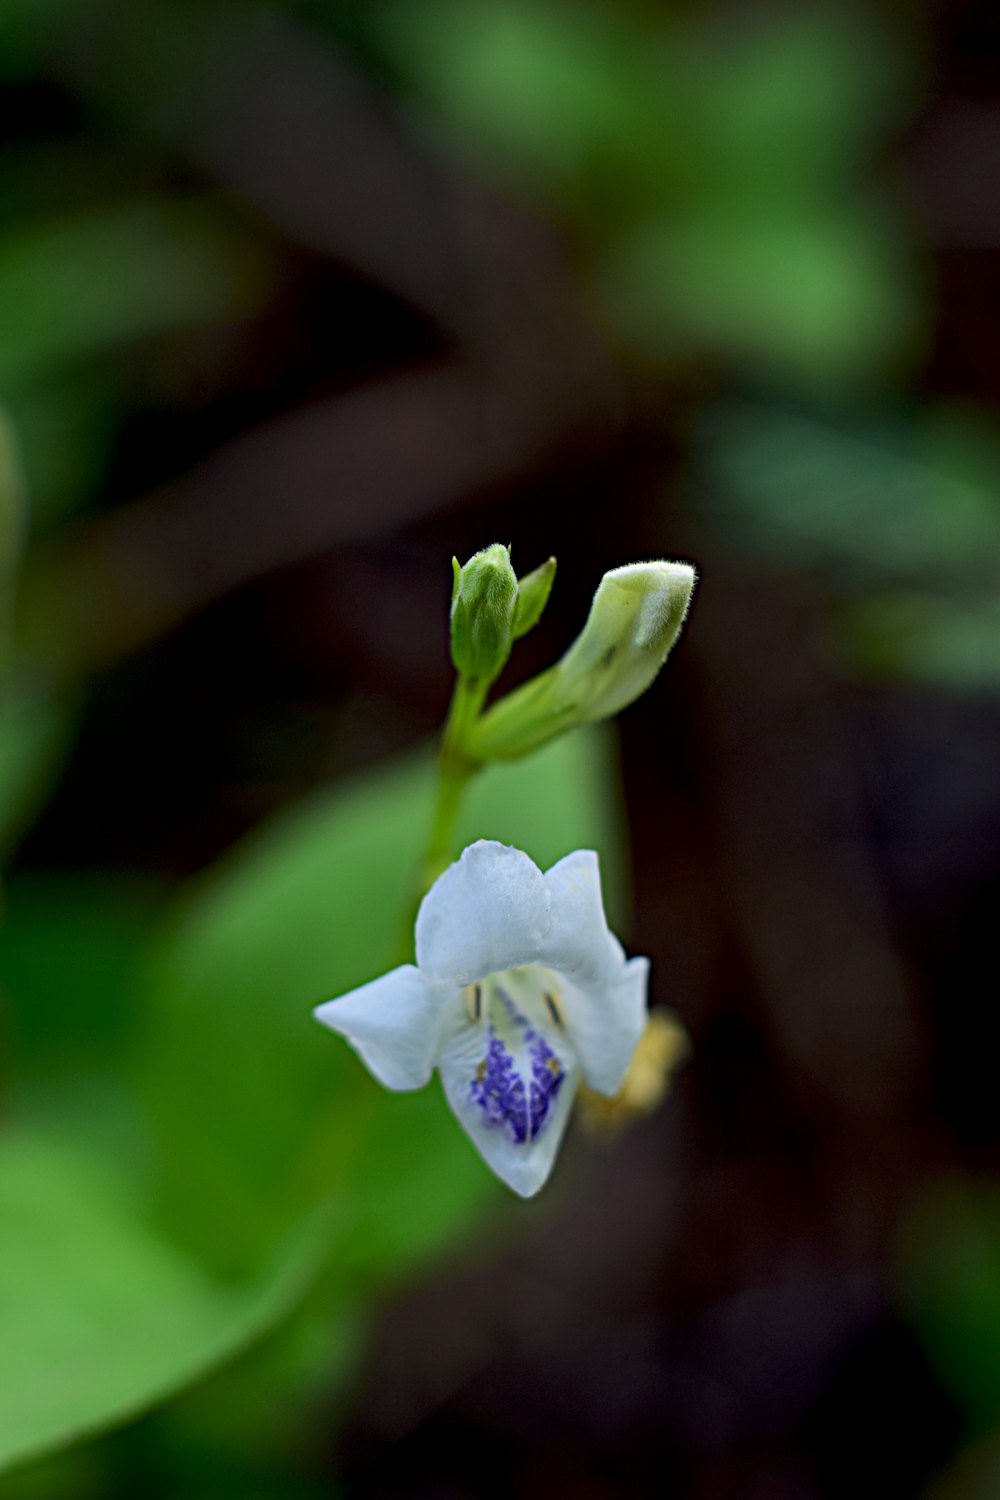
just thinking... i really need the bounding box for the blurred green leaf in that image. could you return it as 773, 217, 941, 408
924, 1428, 1000, 1500
0, 200, 273, 391
374, 0, 678, 220
377, 0, 918, 384
0, 0, 84, 82
695, 401, 1000, 689
698, 403, 1000, 585
1, 874, 163, 1069
0, 873, 168, 1165
0, 725, 622, 1472
0, 691, 77, 857
0, 411, 27, 678
686, 4, 911, 206
3, 378, 123, 529
139, 1293, 364, 1500
141, 727, 622, 1274
0, 1131, 331, 1477
898, 1178, 1000, 1437
836, 592, 1000, 690
0, 416, 78, 853
0, 413, 25, 585
604, 203, 917, 387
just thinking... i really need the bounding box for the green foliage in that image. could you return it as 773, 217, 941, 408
0, 413, 25, 678
0, 693, 78, 857
924, 1430, 1000, 1500
605, 202, 917, 387
3, 378, 123, 530
375, 0, 918, 390
0, 1132, 331, 1477
0, 0, 85, 82
699, 403, 1000, 584
0, 727, 624, 1474
0, 873, 164, 1158
0, 414, 25, 584
375, 0, 654, 204
697, 401, 1000, 689
837, 594, 1000, 691
0, 200, 274, 391
899, 1179, 1000, 1437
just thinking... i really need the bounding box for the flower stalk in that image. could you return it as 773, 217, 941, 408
324, 541, 698, 1194
415, 550, 697, 904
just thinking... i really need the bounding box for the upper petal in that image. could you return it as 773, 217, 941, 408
416, 841, 551, 985
538, 849, 625, 988
313, 965, 449, 1090
561, 955, 650, 1095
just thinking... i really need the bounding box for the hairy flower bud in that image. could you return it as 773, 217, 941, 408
466, 560, 696, 760
450, 544, 518, 684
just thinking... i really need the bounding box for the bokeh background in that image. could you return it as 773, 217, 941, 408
1, 0, 999, 1495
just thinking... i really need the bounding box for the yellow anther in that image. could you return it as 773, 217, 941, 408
577, 1010, 690, 1138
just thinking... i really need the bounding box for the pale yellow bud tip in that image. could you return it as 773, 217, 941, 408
577, 1010, 690, 1139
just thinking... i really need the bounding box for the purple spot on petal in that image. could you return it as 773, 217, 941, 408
469, 994, 564, 1146
528, 1031, 565, 1140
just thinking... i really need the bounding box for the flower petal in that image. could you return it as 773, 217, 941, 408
562, 955, 650, 1095
435, 1002, 579, 1197
313, 965, 449, 1090
416, 840, 550, 985
538, 849, 625, 988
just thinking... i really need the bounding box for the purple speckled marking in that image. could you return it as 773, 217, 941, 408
468, 989, 565, 1145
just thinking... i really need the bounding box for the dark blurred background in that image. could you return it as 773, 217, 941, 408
1, 0, 1000, 1496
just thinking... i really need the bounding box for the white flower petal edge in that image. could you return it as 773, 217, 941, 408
313, 840, 651, 1198
415, 841, 549, 984
313, 966, 448, 1091
539, 849, 624, 988
560, 957, 649, 1095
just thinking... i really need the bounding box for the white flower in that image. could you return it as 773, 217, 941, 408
313, 840, 650, 1197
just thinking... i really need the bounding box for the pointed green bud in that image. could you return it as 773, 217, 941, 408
552, 560, 696, 720
466, 560, 696, 760
512, 556, 556, 640
449, 543, 518, 684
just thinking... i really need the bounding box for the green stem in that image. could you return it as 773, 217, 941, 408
396, 673, 486, 961
440, 672, 487, 764
424, 672, 487, 884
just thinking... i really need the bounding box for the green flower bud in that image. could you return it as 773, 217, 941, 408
466, 560, 696, 760
512, 556, 556, 640
449, 544, 518, 684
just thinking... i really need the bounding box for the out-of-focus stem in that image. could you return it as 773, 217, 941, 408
396, 673, 486, 961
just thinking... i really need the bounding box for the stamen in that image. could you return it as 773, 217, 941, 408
543, 991, 563, 1027
467, 982, 566, 1146
493, 984, 521, 1019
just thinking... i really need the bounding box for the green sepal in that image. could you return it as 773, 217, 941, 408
512, 556, 556, 640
